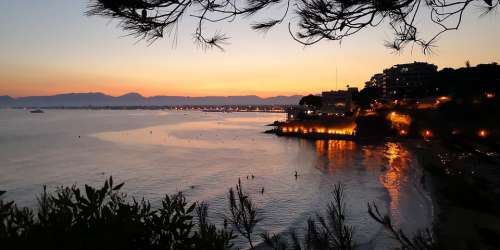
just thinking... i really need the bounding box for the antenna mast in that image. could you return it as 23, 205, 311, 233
335, 67, 338, 90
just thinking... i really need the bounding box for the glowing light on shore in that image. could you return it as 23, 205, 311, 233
387, 111, 412, 136
485, 92, 495, 99
422, 130, 433, 139
478, 129, 488, 138
387, 112, 411, 126
279, 125, 355, 136
316, 128, 326, 133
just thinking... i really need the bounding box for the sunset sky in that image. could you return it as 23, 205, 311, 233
1, 0, 499, 97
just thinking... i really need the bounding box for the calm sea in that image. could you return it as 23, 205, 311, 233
0, 109, 433, 249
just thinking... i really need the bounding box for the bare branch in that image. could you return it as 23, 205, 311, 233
86, 0, 500, 52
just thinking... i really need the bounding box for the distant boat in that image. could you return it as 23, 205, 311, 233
30, 109, 44, 113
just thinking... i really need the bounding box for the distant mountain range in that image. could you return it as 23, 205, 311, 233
0, 93, 302, 107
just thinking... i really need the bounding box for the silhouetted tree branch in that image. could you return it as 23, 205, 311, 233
261, 183, 355, 250
368, 202, 436, 249
227, 178, 262, 249
87, 0, 499, 52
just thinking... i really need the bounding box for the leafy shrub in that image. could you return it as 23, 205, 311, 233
0, 177, 233, 250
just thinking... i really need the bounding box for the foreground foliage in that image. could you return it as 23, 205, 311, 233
0, 177, 234, 250
0, 177, 435, 250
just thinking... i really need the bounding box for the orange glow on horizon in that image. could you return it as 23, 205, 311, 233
1, 0, 499, 99
0, 84, 307, 99
0, 60, 354, 98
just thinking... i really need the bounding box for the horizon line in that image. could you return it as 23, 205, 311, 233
2, 91, 315, 99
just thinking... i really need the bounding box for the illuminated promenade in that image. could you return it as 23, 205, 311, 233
272, 118, 357, 140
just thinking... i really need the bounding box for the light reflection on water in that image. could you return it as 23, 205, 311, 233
381, 142, 410, 226
314, 140, 357, 175
0, 109, 432, 249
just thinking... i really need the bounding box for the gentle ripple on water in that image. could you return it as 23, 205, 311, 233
0, 109, 433, 249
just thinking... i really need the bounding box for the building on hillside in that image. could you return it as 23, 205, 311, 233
285, 87, 359, 121
365, 73, 384, 88
286, 106, 305, 121
366, 62, 438, 99
320, 87, 358, 115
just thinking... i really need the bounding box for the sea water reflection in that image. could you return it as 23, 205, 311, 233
0, 110, 432, 249
314, 139, 421, 217
382, 142, 411, 226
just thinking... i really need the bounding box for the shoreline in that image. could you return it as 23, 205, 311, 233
411, 140, 500, 249
253, 136, 500, 249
